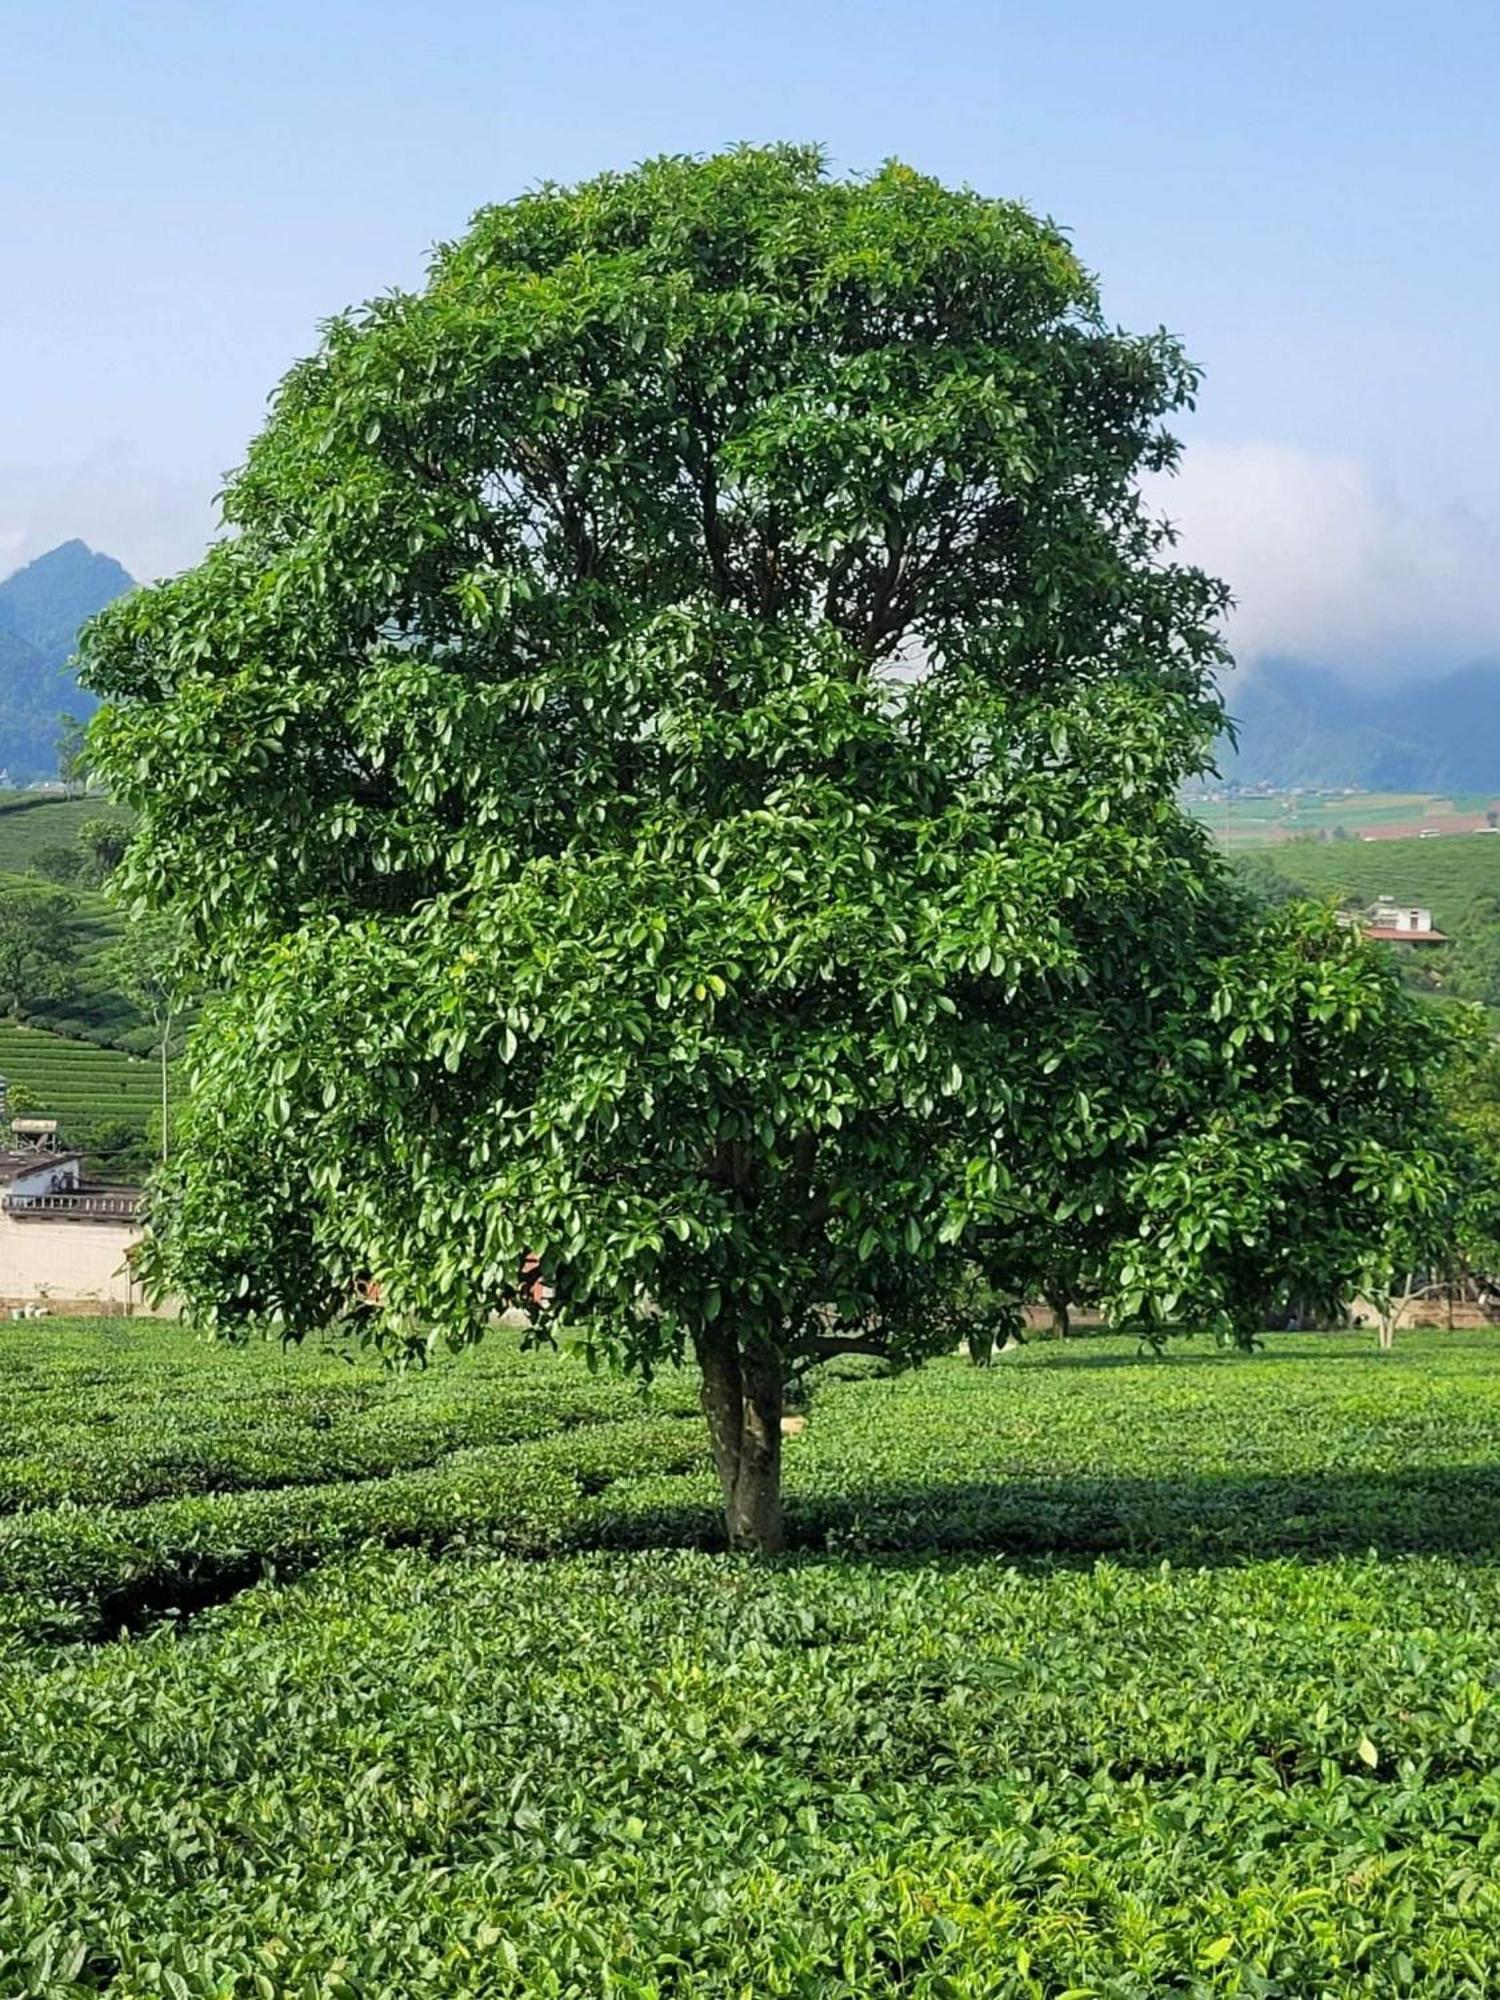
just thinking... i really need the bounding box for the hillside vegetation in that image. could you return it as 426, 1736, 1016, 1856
5, 1322, 1500, 1993
1243, 832, 1499, 929
0, 1021, 157, 1133
0, 791, 132, 875
0, 793, 160, 1174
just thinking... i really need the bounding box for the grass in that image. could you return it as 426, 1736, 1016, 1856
5, 1321, 1500, 1991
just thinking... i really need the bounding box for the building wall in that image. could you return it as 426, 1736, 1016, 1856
5, 1157, 82, 1201
0, 1215, 151, 1313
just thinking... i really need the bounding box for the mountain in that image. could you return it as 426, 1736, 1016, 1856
1217, 656, 1500, 791
0, 541, 135, 781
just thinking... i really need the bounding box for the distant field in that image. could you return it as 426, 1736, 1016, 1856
1241, 834, 1500, 930
1189, 789, 1500, 848
0, 791, 131, 873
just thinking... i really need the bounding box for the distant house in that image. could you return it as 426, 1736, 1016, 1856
1361, 898, 1448, 945
0, 1149, 145, 1312
0, 1077, 148, 1312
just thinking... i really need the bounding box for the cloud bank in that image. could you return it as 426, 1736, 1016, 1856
6, 440, 1499, 694
1151, 441, 1500, 684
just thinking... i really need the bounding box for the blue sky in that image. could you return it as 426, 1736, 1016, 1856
3, 0, 1497, 679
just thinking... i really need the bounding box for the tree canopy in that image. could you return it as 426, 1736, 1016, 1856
84, 147, 1464, 1549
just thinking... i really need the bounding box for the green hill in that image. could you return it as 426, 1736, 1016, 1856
0, 790, 132, 874
0, 795, 163, 1177
0, 1022, 159, 1178
1241, 834, 1500, 931
0, 870, 152, 1055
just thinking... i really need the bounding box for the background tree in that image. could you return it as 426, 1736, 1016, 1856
1103, 903, 1467, 1348
101, 910, 194, 1163
28, 843, 84, 886
82, 147, 1454, 1550
79, 815, 131, 885
56, 715, 91, 797
1447, 893, 1500, 1013
0, 885, 79, 1013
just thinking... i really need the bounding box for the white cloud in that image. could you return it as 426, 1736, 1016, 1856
1150, 441, 1500, 682
0, 449, 217, 588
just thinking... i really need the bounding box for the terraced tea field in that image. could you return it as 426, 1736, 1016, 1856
0, 791, 131, 873
0, 991, 160, 1179
5, 1321, 1500, 1993
0, 1021, 156, 1118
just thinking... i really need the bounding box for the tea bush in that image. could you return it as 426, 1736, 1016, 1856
5, 1321, 1500, 1992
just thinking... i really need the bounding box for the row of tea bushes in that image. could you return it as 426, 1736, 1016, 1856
6, 1546, 1500, 1995
0, 1319, 704, 1513
0, 1416, 710, 1649
8, 1325, 1500, 1648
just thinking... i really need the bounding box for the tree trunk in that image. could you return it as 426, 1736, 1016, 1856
1047, 1291, 1071, 1341
159, 1004, 173, 1165
697, 1325, 785, 1554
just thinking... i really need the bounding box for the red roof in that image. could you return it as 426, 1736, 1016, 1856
1363, 924, 1448, 943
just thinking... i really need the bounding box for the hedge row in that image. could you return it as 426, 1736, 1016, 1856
5, 1548, 1500, 1995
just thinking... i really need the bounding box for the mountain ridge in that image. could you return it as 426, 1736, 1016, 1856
0, 542, 135, 781
1216, 655, 1500, 791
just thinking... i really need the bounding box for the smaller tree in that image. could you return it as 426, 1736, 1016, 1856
101, 910, 194, 1163
79, 816, 131, 885
0, 886, 79, 1012
29, 843, 84, 887
1347, 1019, 1500, 1348
57, 716, 92, 797
1103, 904, 1469, 1349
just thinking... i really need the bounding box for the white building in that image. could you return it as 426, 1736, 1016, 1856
1363, 898, 1447, 944
0, 1148, 147, 1314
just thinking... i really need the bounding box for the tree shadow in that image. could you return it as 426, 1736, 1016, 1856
996, 1342, 1429, 1371
592, 1463, 1500, 1565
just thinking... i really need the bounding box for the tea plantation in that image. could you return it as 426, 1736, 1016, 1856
0, 1021, 157, 1128
1243, 834, 1498, 933
6, 1322, 1500, 1994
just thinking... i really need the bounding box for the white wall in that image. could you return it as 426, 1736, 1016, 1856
4, 1157, 82, 1202
0, 1215, 147, 1312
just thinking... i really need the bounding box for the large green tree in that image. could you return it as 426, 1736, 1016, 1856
83, 148, 1451, 1550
